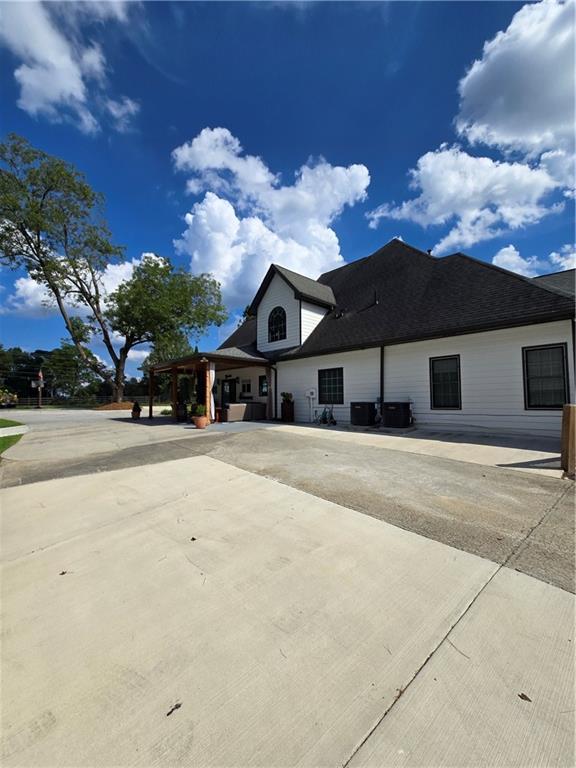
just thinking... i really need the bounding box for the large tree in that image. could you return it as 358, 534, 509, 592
0, 134, 227, 401
45, 341, 100, 400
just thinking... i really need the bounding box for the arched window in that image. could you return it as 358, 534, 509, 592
268, 306, 287, 342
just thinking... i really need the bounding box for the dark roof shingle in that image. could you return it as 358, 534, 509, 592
222, 241, 575, 360
532, 269, 575, 297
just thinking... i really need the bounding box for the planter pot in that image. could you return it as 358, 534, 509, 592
281, 400, 294, 422
193, 416, 209, 430
131, 410, 141, 420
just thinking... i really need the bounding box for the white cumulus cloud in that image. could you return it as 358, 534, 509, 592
492, 242, 575, 276
1, 254, 154, 317
456, 0, 575, 158
367, 145, 560, 253
0, 0, 139, 134
549, 243, 576, 271
368, 1, 574, 251
173, 127, 370, 307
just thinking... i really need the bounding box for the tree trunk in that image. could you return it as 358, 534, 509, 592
113, 354, 127, 403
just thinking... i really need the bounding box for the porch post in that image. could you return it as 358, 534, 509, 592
171, 366, 178, 420
266, 366, 273, 420
204, 363, 211, 421
148, 368, 155, 419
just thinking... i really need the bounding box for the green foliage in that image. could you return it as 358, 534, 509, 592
0, 434, 22, 457
141, 331, 194, 372
281, 391, 293, 402
45, 342, 100, 399
0, 133, 121, 389
106, 255, 227, 348
0, 344, 48, 399
194, 404, 206, 417
0, 135, 228, 401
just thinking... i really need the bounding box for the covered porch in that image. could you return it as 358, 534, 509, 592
148, 350, 275, 423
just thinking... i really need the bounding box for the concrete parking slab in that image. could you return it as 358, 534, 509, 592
2, 415, 573, 593
1, 457, 574, 767
2, 408, 272, 462
348, 568, 575, 768
273, 424, 564, 478
1, 456, 501, 767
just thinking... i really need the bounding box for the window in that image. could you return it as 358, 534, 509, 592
268, 306, 286, 343
241, 379, 252, 394
523, 344, 568, 409
318, 367, 343, 404
430, 355, 461, 409
259, 375, 269, 397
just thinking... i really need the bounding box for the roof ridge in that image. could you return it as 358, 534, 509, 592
274, 263, 321, 284
319, 239, 433, 281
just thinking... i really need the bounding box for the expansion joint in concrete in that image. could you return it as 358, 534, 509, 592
340, 483, 573, 768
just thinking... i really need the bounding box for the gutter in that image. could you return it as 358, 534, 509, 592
279, 313, 575, 362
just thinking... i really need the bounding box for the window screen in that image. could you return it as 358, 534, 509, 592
318, 368, 343, 404
268, 306, 286, 342
430, 356, 461, 409
523, 345, 568, 409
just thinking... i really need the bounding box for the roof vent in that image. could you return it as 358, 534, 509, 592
427, 248, 433, 255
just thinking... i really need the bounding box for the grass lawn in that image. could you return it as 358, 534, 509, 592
0, 434, 22, 456
0, 418, 23, 429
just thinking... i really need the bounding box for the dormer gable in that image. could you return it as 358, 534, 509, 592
251, 265, 336, 353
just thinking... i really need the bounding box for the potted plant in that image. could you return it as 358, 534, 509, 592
131, 400, 142, 420
193, 404, 209, 430
281, 392, 294, 422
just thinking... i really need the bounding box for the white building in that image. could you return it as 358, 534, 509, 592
154, 240, 575, 437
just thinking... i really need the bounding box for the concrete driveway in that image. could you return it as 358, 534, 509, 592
1, 456, 573, 767
2, 409, 574, 593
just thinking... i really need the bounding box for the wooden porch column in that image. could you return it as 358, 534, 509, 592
171, 366, 178, 420
204, 362, 211, 421
266, 366, 273, 420
148, 368, 155, 419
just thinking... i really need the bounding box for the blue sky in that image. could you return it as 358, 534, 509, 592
0, 0, 574, 377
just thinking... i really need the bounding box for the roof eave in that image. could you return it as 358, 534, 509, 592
280, 311, 575, 361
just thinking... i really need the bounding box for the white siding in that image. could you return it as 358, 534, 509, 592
301, 301, 327, 343
275, 320, 574, 434
277, 349, 380, 424
257, 274, 300, 353
383, 320, 574, 436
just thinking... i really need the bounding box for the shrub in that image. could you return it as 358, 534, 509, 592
195, 404, 206, 417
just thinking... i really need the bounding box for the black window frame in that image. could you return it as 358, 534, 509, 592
268, 306, 287, 343
258, 375, 269, 397
522, 343, 569, 410
318, 367, 344, 405
429, 355, 462, 410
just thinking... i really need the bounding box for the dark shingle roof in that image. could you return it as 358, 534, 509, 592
217, 315, 263, 358
532, 269, 575, 297
223, 241, 575, 360
248, 264, 335, 314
